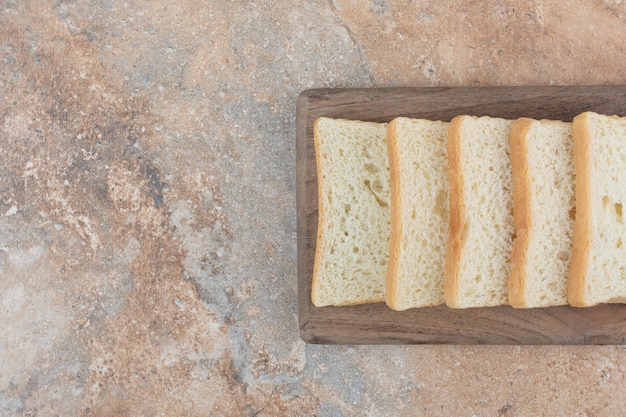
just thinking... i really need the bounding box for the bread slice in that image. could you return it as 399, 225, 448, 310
312, 117, 390, 307
444, 115, 514, 308
509, 118, 575, 308
569, 112, 626, 307
386, 117, 449, 310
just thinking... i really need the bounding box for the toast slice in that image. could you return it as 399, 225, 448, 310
312, 117, 390, 306
509, 118, 574, 308
444, 115, 514, 308
569, 112, 626, 307
386, 118, 449, 310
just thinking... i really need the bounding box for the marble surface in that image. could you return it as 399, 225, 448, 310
2, 1, 626, 415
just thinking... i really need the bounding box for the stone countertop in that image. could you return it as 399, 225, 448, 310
1, 1, 625, 415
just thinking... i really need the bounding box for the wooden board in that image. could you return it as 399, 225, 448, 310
296, 86, 626, 345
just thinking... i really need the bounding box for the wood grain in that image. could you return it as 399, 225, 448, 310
296, 86, 626, 345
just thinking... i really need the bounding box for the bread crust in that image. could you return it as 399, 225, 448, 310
311, 117, 327, 306
508, 118, 533, 308
385, 118, 402, 310
568, 113, 592, 307
443, 116, 466, 308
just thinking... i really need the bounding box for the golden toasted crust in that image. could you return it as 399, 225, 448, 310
568, 112, 592, 307
311, 117, 326, 306
385, 118, 402, 310
508, 118, 533, 308
443, 116, 466, 308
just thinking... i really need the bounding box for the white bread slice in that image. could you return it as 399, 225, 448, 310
386, 117, 449, 310
509, 118, 575, 308
312, 117, 390, 307
444, 116, 514, 308
569, 112, 626, 307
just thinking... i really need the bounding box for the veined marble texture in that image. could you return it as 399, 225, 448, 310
2, 1, 626, 416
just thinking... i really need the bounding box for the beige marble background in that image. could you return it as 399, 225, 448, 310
2, 1, 626, 416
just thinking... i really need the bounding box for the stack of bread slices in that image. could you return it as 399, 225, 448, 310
312, 112, 626, 309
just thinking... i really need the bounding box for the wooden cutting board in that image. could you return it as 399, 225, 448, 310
296, 86, 626, 345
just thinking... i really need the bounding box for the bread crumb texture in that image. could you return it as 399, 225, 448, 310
386, 118, 449, 310
511, 120, 574, 307
451, 116, 514, 308
579, 112, 626, 305
313, 118, 390, 306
